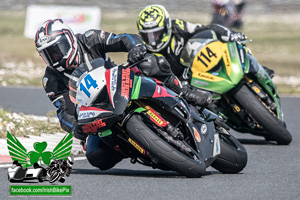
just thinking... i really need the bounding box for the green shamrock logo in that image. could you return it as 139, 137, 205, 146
7, 131, 73, 168
27, 142, 53, 166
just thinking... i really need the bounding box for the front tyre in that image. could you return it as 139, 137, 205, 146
126, 115, 206, 178
234, 85, 292, 145
211, 133, 247, 173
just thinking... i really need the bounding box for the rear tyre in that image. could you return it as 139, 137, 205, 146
234, 85, 292, 145
211, 134, 247, 173
126, 115, 206, 178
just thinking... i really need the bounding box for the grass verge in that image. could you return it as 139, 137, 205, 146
0, 108, 64, 138
0, 11, 299, 95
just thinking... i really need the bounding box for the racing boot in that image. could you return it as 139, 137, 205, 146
164, 74, 212, 107
182, 87, 213, 107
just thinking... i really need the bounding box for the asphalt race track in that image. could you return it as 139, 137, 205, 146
0, 87, 299, 200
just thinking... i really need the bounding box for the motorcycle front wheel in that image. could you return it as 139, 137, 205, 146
126, 114, 206, 178
234, 84, 292, 145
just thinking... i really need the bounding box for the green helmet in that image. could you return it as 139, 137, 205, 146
137, 5, 172, 52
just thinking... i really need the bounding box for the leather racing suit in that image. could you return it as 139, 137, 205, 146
42, 30, 145, 170
146, 20, 232, 105
151, 19, 234, 79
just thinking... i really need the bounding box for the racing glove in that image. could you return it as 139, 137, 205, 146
127, 44, 147, 64
210, 24, 247, 42
71, 123, 88, 141
228, 31, 247, 42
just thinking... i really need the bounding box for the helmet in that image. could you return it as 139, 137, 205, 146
35, 19, 77, 72
137, 5, 172, 52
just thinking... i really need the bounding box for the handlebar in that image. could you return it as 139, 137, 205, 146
127, 58, 148, 69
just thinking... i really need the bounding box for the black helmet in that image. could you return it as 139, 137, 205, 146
137, 5, 172, 52
35, 19, 78, 72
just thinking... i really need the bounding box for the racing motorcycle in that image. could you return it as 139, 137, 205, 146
69, 56, 247, 178
180, 30, 292, 145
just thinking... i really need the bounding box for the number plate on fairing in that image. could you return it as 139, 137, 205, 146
191, 41, 226, 73
76, 67, 107, 107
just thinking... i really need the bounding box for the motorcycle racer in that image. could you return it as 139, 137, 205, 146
136, 4, 274, 94
35, 19, 146, 170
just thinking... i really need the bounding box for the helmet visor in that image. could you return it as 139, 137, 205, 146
39, 35, 71, 67
139, 27, 165, 49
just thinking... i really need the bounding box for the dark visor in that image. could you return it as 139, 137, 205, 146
40, 35, 71, 66
140, 29, 165, 45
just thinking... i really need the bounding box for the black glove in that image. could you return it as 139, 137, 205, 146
220, 30, 247, 42
182, 87, 213, 107
127, 44, 147, 64
229, 31, 247, 42
71, 124, 87, 141
211, 24, 247, 42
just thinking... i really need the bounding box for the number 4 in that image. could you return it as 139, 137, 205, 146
80, 74, 98, 98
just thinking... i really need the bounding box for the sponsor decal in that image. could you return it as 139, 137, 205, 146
224, 49, 230, 67
223, 48, 232, 75
6, 131, 73, 184
192, 127, 201, 142
234, 104, 241, 112
200, 124, 207, 135
240, 49, 244, 63
193, 79, 208, 86
252, 86, 261, 94
37, 35, 51, 46
128, 138, 145, 155
82, 119, 106, 133
198, 73, 215, 80
213, 134, 221, 157
121, 68, 131, 99
146, 109, 169, 127
111, 68, 117, 91
194, 72, 225, 82
229, 44, 235, 58
78, 111, 96, 119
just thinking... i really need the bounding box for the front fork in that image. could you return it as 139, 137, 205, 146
223, 76, 278, 129
244, 76, 276, 111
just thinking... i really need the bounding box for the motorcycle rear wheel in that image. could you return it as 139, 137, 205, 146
211, 133, 247, 173
234, 85, 292, 145
126, 114, 206, 178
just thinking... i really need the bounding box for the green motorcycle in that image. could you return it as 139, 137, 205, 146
180, 30, 292, 145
